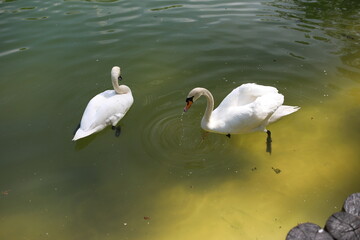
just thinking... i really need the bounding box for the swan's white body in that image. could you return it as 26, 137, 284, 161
72, 66, 133, 141
184, 83, 299, 135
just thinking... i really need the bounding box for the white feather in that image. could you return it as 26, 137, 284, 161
185, 83, 299, 135
72, 67, 133, 141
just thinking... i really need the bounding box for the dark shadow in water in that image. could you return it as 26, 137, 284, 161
338, 105, 360, 189
266, 130, 272, 155
73, 125, 124, 150
74, 133, 97, 151
341, 106, 360, 151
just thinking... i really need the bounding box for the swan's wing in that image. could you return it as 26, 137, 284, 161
80, 90, 134, 131
106, 92, 134, 126
251, 93, 284, 121
217, 83, 279, 110
79, 91, 112, 131
210, 105, 261, 133
211, 92, 284, 133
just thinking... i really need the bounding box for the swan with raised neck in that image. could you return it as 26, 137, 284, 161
72, 66, 134, 141
111, 66, 131, 94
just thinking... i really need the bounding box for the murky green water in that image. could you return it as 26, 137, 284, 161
1, 0, 359, 239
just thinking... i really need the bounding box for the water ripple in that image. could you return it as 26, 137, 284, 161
64, 0, 120, 2
140, 91, 230, 169
150, 5, 183, 12
0, 47, 28, 57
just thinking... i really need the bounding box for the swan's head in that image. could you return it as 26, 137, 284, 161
111, 66, 122, 81
184, 87, 204, 112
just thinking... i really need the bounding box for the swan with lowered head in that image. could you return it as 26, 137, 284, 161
184, 83, 300, 152
72, 66, 133, 141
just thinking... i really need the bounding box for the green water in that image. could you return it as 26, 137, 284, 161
1, 0, 359, 239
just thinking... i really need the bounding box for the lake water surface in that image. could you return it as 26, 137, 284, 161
1, 0, 359, 239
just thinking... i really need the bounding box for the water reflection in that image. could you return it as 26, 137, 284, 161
1, 0, 360, 239
266, 0, 360, 73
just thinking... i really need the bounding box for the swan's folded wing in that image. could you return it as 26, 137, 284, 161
251, 93, 284, 121
211, 103, 268, 134
219, 93, 284, 133
88, 92, 133, 127
108, 94, 134, 126
80, 94, 108, 131
218, 83, 279, 110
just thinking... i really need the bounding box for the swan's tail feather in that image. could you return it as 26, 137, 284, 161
72, 128, 95, 141
268, 105, 300, 123
73, 123, 80, 136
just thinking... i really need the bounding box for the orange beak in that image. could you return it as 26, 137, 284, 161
184, 100, 193, 112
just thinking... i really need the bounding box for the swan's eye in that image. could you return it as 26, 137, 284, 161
186, 96, 194, 103
118, 76, 123, 81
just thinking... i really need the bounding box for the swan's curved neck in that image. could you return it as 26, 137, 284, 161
112, 76, 130, 94
201, 88, 214, 122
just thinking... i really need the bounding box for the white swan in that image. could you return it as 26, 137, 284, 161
72, 66, 134, 141
184, 83, 300, 151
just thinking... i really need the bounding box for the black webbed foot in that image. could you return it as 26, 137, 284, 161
226, 133, 231, 138
112, 126, 121, 137
266, 130, 272, 154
